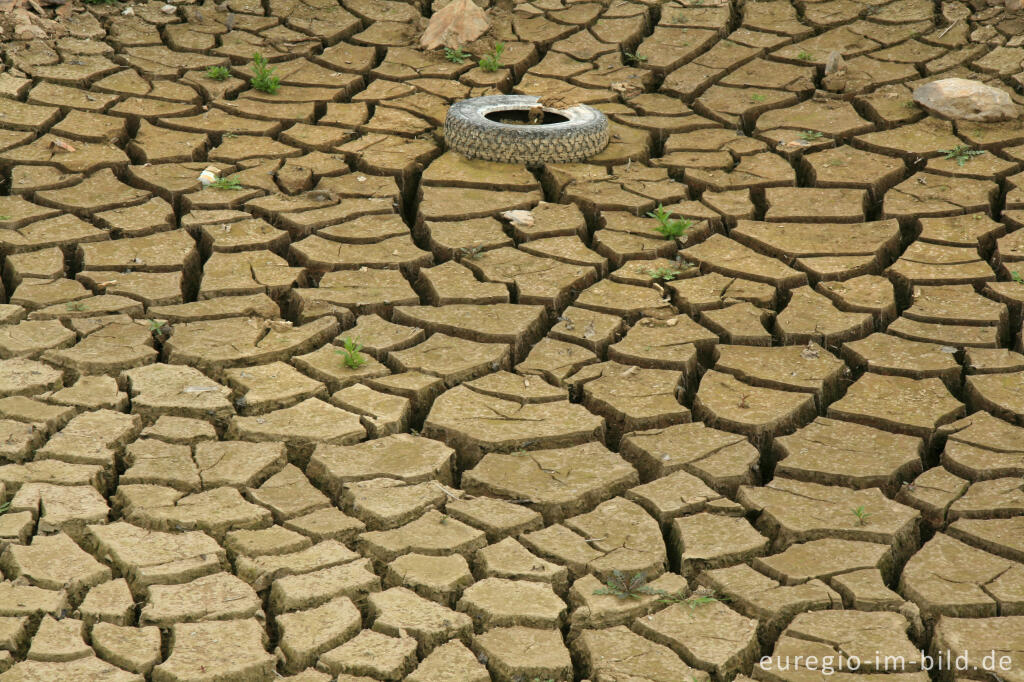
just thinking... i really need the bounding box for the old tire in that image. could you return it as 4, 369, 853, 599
444, 95, 609, 165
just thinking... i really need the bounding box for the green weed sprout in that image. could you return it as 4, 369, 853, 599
478, 42, 505, 72
250, 52, 280, 94
337, 337, 366, 369
646, 204, 692, 240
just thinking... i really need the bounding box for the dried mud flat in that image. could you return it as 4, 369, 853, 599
0, 0, 1022, 678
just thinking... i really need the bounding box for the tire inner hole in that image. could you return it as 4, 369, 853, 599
485, 109, 570, 125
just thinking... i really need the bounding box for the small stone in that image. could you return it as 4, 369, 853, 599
912, 78, 1018, 122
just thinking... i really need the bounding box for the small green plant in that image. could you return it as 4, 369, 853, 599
797, 50, 814, 60
478, 42, 505, 72
749, 93, 766, 103
799, 130, 823, 141
82, 0, 119, 5
337, 337, 366, 369
645, 265, 690, 281
1011, 270, 1024, 284
646, 204, 692, 240
65, 301, 87, 312
593, 570, 663, 600
249, 52, 280, 94
940, 144, 986, 167
459, 245, 485, 260
444, 47, 469, 64
205, 65, 231, 81
623, 51, 648, 64
209, 175, 243, 190
680, 593, 723, 608
852, 505, 872, 526
654, 586, 729, 608
0, 501, 10, 515
147, 319, 169, 336
902, 100, 918, 109
0, 216, 10, 221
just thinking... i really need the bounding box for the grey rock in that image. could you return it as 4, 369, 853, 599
912, 78, 1018, 122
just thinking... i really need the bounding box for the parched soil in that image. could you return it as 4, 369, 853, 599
0, 0, 1022, 679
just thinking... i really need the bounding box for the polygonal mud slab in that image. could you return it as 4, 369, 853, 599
164, 316, 338, 376
670, 512, 769, 578
91, 623, 161, 675
457, 578, 567, 631
228, 397, 366, 467
268, 558, 381, 615
738, 478, 921, 560
342, 478, 445, 530
462, 246, 599, 311
288, 271, 415, 324
624, 469, 728, 526
368, 586, 473, 656
423, 385, 606, 469
246, 464, 331, 524
694, 369, 817, 454
85, 522, 227, 598
0, 532, 110, 603
307, 434, 455, 500
471, 626, 573, 682
764, 610, 921, 673
842, 333, 962, 390
389, 333, 511, 387
713, 343, 846, 409
827, 373, 965, 445
700, 302, 774, 346
564, 496, 667, 578
574, 625, 712, 681
696, 562, 843, 645
274, 596, 361, 674
461, 442, 638, 524
775, 286, 875, 347
358, 510, 488, 567
900, 532, 1024, 625
392, 304, 546, 364
965, 371, 1024, 426
940, 411, 1024, 481
445, 496, 544, 544
406, 640, 490, 682
753, 537, 895, 586
667, 272, 777, 315
235, 540, 361, 593
565, 361, 689, 447
122, 487, 273, 543
122, 363, 234, 427
931, 616, 1024, 681
9, 483, 109, 541
887, 241, 997, 298
0, 657, 142, 682
151, 619, 275, 682
383, 553, 474, 608
139, 572, 261, 626
619, 421, 760, 495
632, 600, 758, 679
773, 417, 925, 495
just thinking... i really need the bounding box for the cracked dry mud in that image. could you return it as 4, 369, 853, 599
0, 0, 1022, 679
